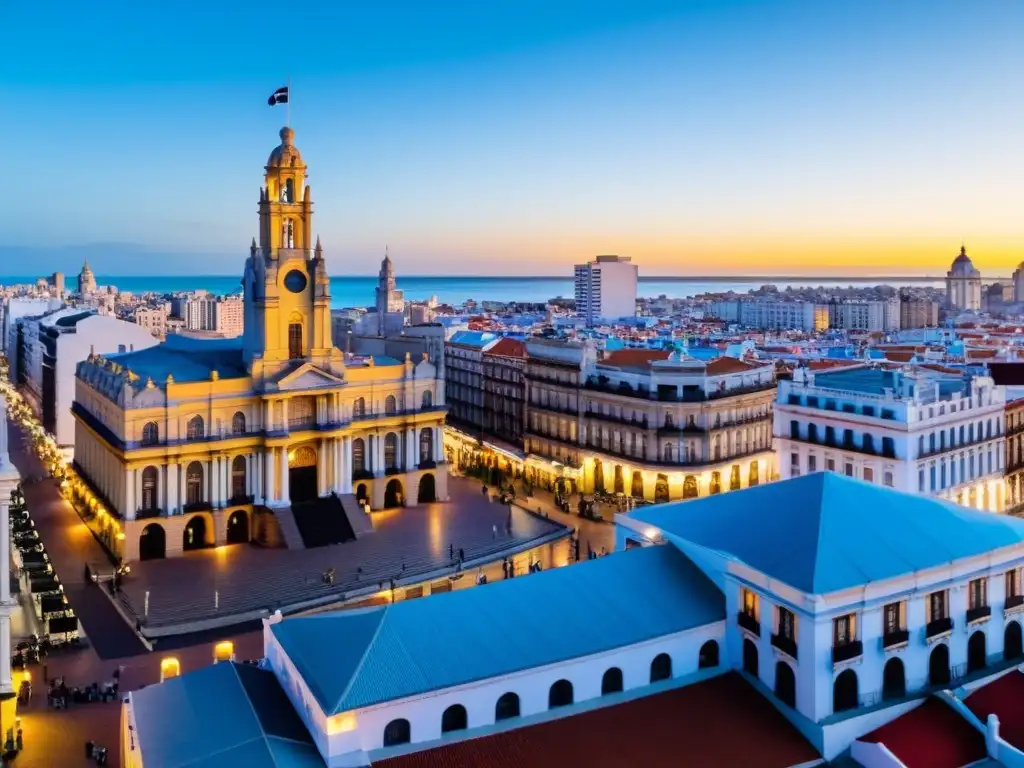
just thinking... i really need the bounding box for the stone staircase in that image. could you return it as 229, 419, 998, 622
338, 493, 375, 537
271, 506, 306, 550
290, 495, 357, 548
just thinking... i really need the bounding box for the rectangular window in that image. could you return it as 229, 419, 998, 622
883, 602, 901, 634
882, 437, 895, 457
940, 463, 946, 489
863, 467, 873, 483
863, 405, 875, 417
742, 588, 759, 620
930, 465, 936, 491
778, 607, 796, 640
929, 590, 947, 621
1007, 570, 1020, 599
790, 420, 800, 439
919, 469, 925, 492
834, 613, 856, 646
845, 463, 854, 477
969, 577, 987, 609
960, 425, 965, 444
808, 455, 817, 472
826, 458, 835, 471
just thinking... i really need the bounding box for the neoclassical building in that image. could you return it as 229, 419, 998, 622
70, 127, 448, 561
523, 340, 777, 502
946, 245, 982, 312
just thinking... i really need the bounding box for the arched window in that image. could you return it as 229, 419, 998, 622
288, 323, 303, 360
352, 438, 366, 472
385, 395, 397, 415
683, 475, 698, 499
420, 428, 434, 464
775, 661, 796, 708
141, 421, 159, 446
650, 653, 672, 683
382, 718, 410, 747
833, 669, 858, 713
748, 460, 760, 486
422, 390, 433, 409
384, 433, 398, 470
495, 692, 520, 721
282, 218, 295, 248
282, 178, 294, 203
548, 679, 573, 709
601, 667, 623, 695
231, 456, 247, 500
709, 471, 721, 494
441, 704, 467, 733
929, 643, 950, 687
698, 640, 719, 669
883, 657, 905, 700
141, 466, 159, 511
232, 411, 246, 435
968, 631, 987, 673
185, 462, 204, 505
186, 415, 204, 440
353, 397, 366, 418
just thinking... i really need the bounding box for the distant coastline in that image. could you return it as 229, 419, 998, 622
0, 273, 949, 308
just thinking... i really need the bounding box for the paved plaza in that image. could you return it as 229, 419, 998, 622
116, 479, 568, 634
3, 419, 602, 766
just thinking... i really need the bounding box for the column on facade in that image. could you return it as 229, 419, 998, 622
405, 428, 415, 470
125, 468, 136, 520
168, 462, 179, 514
434, 426, 444, 462
263, 450, 274, 504
279, 447, 290, 504
317, 438, 327, 496
263, 400, 271, 431
342, 437, 353, 494
281, 399, 289, 432
331, 438, 342, 493
376, 434, 385, 476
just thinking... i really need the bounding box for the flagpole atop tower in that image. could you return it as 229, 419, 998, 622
287, 76, 291, 128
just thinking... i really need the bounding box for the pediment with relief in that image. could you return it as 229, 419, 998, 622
275, 363, 345, 391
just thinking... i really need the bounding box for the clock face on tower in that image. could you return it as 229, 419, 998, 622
283, 269, 307, 293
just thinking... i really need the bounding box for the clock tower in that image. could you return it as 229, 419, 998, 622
243, 127, 338, 377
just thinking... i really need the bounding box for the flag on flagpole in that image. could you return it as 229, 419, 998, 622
268, 86, 289, 106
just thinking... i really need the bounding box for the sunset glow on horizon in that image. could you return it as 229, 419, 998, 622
3, 0, 1022, 277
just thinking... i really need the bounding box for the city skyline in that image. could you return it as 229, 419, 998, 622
6, 0, 1023, 276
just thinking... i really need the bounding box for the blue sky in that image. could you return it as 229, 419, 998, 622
3, 1, 1022, 276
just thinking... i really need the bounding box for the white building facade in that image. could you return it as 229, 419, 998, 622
946, 246, 983, 312
18, 309, 159, 453
774, 364, 1006, 511
573, 255, 638, 326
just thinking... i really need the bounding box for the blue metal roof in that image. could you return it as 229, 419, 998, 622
448, 330, 498, 348
629, 472, 1024, 595
272, 544, 724, 715
130, 661, 322, 767
108, 335, 248, 384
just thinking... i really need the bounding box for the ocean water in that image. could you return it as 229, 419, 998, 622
5, 275, 945, 309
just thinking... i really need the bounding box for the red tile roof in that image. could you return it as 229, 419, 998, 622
485, 338, 526, 358
966, 670, 1024, 751
704, 357, 759, 375
859, 698, 986, 768
374, 673, 819, 768
600, 349, 672, 369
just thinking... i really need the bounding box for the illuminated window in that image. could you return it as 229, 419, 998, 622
288, 323, 303, 360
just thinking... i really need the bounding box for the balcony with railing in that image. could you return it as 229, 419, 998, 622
925, 616, 953, 640
737, 612, 760, 636
966, 605, 991, 624
881, 629, 910, 650
832, 640, 863, 665
1005, 595, 1024, 613
771, 632, 798, 660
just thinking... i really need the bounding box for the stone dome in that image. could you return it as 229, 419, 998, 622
949, 246, 979, 277
267, 127, 304, 168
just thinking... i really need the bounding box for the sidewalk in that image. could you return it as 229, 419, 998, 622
507, 484, 617, 557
